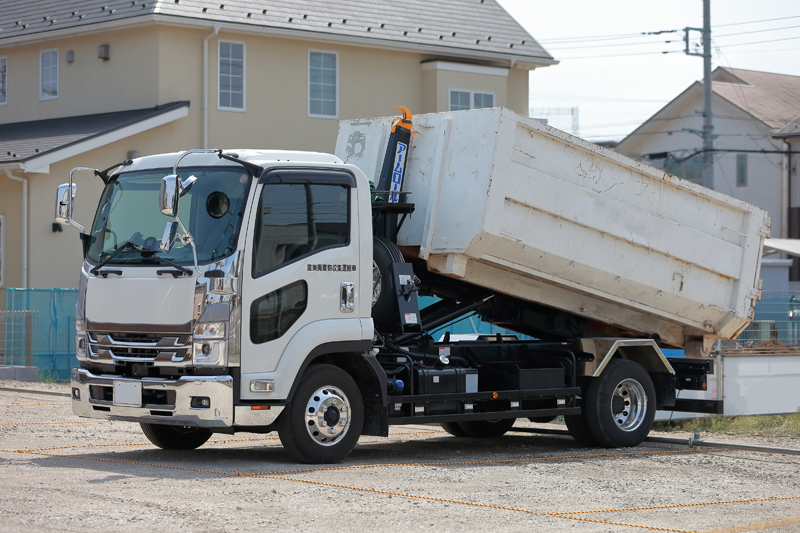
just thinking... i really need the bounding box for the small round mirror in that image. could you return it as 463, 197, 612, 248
206, 191, 230, 219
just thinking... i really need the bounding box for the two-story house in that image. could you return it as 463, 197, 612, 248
617, 67, 800, 252
0, 0, 557, 306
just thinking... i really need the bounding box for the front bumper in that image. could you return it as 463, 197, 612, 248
71, 368, 234, 428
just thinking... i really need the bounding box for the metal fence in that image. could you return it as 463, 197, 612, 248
3, 289, 78, 380
720, 291, 800, 354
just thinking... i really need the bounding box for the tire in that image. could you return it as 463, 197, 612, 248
440, 421, 469, 437
278, 364, 364, 464
140, 423, 212, 450
583, 359, 656, 448
565, 413, 600, 447
528, 416, 557, 424
372, 237, 404, 329
458, 418, 516, 438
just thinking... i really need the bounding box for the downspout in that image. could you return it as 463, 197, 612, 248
4, 168, 27, 288
781, 140, 790, 239
203, 25, 221, 149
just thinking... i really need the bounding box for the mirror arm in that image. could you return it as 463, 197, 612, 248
174, 215, 201, 275
66, 167, 97, 233
217, 151, 264, 176
94, 159, 133, 184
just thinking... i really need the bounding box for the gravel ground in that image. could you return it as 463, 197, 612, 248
1, 381, 799, 533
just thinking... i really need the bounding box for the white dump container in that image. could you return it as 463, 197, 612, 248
336, 107, 769, 351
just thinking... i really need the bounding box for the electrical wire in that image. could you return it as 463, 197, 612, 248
715, 14, 800, 28
558, 49, 684, 61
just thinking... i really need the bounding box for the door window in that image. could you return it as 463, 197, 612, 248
252, 183, 350, 277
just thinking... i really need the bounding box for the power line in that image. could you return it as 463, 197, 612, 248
558, 49, 684, 60
713, 23, 800, 38
549, 24, 800, 51
548, 37, 683, 51
715, 14, 800, 28
537, 15, 800, 46
715, 35, 800, 48
528, 91, 667, 103
538, 29, 678, 44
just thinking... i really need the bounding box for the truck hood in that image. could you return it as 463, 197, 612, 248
84, 274, 197, 326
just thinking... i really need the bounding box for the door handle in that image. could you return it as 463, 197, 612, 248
340, 282, 355, 313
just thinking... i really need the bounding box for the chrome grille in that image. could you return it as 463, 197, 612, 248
86, 329, 193, 366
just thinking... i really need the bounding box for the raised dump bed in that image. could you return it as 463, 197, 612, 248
336, 107, 769, 353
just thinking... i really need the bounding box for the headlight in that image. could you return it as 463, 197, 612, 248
193, 340, 227, 366
75, 318, 87, 359
194, 321, 226, 339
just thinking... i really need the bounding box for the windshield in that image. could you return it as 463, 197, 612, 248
87, 166, 252, 266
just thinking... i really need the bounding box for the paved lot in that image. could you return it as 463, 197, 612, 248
1, 381, 799, 532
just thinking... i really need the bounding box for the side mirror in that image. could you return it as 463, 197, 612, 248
159, 174, 180, 217
160, 221, 179, 253
55, 183, 77, 225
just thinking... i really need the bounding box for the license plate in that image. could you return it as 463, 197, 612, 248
113, 381, 142, 406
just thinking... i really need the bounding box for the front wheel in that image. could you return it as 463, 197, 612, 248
278, 364, 364, 463
140, 423, 212, 450
583, 359, 656, 448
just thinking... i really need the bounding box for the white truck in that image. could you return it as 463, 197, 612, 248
57, 107, 768, 463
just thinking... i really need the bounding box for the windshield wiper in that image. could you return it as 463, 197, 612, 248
153, 256, 193, 277
90, 241, 138, 276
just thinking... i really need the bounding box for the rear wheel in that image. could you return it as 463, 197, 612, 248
458, 418, 516, 438
439, 422, 469, 437
140, 423, 212, 450
583, 359, 656, 448
278, 364, 363, 463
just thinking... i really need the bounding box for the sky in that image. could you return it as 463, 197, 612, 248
496, 0, 800, 142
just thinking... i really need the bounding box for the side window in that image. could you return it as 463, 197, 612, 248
0, 56, 7, 105
40, 49, 58, 100
250, 281, 308, 344
252, 183, 349, 276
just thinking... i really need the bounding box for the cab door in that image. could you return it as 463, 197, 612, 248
239, 169, 362, 398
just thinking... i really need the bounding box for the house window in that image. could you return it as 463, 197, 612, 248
449, 89, 494, 111
219, 41, 244, 110
665, 156, 702, 183
0, 57, 6, 105
309, 51, 337, 118
736, 154, 747, 187
40, 49, 58, 100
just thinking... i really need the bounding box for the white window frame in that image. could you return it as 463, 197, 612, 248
218, 40, 246, 112
0, 56, 7, 106
0, 214, 4, 288
449, 88, 496, 111
40, 48, 59, 101
308, 50, 339, 119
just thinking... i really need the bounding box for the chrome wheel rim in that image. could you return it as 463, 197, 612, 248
611, 378, 647, 432
372, 260, 382, 306
305, 386, 352, 446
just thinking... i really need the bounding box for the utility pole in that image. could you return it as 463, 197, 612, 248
684, 0, 714, 190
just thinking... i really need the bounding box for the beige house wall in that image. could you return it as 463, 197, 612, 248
0, 177, 23, 309
507, 68, 529, 116
0, 21, 540, 298
0, 26, 162, 124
